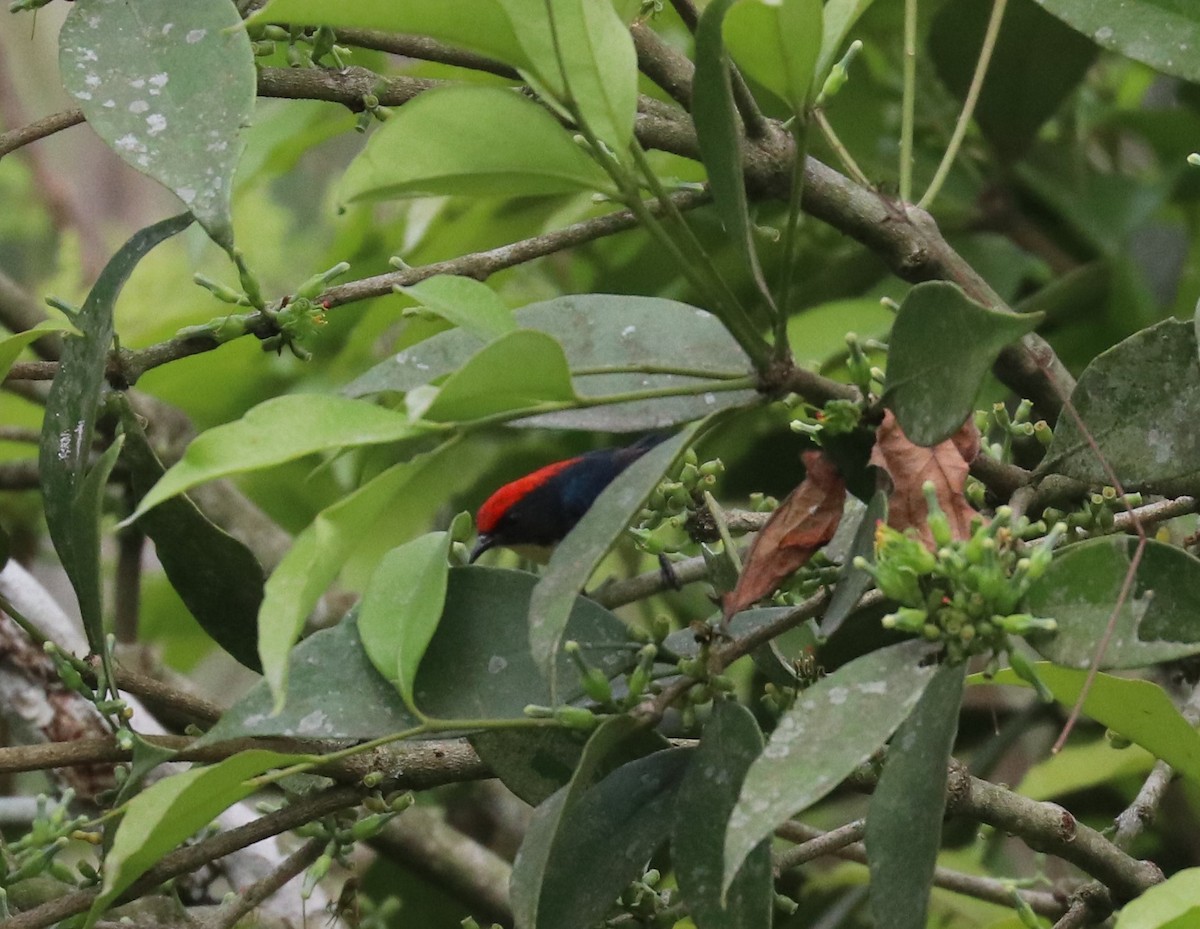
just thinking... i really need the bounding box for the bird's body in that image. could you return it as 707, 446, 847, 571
470, 435, 662, 562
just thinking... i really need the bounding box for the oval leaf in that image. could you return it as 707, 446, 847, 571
723, 639, 938, 896
0, 320, 78, 381
1039, 318, 1200, 488
1114, 867, 1200, 929
338, 86, 614, 203
424, 329, 576, 423
1027, 536, 1200, 670
129, 395, 434, 520
1037, 0, 1200, 83
358, 532, 452, 711
398, 275, 516, 342
345, 295, 755, 432
884, 282, 1041, 446
60, 0, 253, 249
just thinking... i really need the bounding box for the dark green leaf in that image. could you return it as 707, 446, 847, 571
931, 0, 1097, 160
418, 566, 636, 720
867, 663, 966, 929
823, 490, 886, 637
533, 749, 690, 929
118, 397, 264, 672
1027, 537, 1200, 669
129, 395, 434, 520
39, 213, 193, 657
884, 282, 1041, 446
338, 86, 614, 203
199, 618, 417, 745
423, 330, 576, 423
358, 532, 452, 710
85, 750, 300, 927
1037, 0, 1200, 83
529, 427, 698, 688
60, 0, 253, 249
344, 295, 755, 432
983, 664, 1200, 786
692, 0, 775, 317
247, 0, 528, 66
723, 639, 938, 894
1038, 319, 1200, 488
673, 701, 772, 929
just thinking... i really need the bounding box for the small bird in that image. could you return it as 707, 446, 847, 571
470, 434, 664, 563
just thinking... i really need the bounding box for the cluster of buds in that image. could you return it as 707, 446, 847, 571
247, 24, 350, 70
975, 399, 1052, 462
770, 551, 841, 606
1043, 487, 1143, 537
856, 488, 1064, 666
614, 868, 676, 925
789, 397, 864, 440
0, 790, 98, 895
630, 448, 723, 557
292, 793, 413, 899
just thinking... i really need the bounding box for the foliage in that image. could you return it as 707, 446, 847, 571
1, 0, 1200, 928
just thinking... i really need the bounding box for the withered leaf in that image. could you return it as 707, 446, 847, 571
723, 451, 846, 620
871, 410, 980, 548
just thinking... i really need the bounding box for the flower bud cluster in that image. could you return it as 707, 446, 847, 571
1042, 487, 1143, 537
630, 447, 724, 557
975, 399, 1051, 462
789, 398, 865, 440
856, 489, 1064, 664
616, 867, 677, 925
246, 24, 351, 70
0, 789, 97, 892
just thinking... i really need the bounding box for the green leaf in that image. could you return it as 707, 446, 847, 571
1038, 319, 1200, 488
724, 0, 824, 110
358, 532, 452, 711
128, 395, 433, 521
338, 86, 614, 204
867, 663, 966, 929
344, 295, 755, 432
823, 490, 886, 637
1018, 737, 1154, 802
118, 397, 264, 672
398, 275, 516, 341
723, 639, 938, 896
38, 213, 193, 657
1114, 867, 1200, 929
424, 330, 576, 423
529, 426, 698, 688
0, 320, 78, 381
884, 282, 1041, 446
673, 701, 772, 929
930, 0, 1097, 161
85, 750, 300, 927
259, 444, 452, 710
60, 0, 253, 250
982, 664, 1200, 785
511, 716, 682, 929
692, 0, 775, 318
247, 0, 529, 68
416, 566, 635, 720
470, 728, 590, 805
816, 0, 876, 80
198, 618, 418, 745
1027, 537, 1200, 669
500, 0, 638, 153
1037, 0, 1200, 83
531, 749, 691, 929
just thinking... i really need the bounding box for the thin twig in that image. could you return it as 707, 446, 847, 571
0, 107, 85, 160
202, 838, 326, 929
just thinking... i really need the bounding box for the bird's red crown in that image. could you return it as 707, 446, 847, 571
475, 456, 582, 534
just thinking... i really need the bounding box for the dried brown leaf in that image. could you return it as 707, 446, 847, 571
723, 450, 846, 619
870, 410, 981, 548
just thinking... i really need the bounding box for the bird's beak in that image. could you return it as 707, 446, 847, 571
469, 534, 495, 563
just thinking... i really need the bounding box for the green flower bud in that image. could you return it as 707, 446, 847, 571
554, 705, 600, 730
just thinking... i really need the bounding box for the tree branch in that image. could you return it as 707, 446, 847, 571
201, 837, 326, 929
